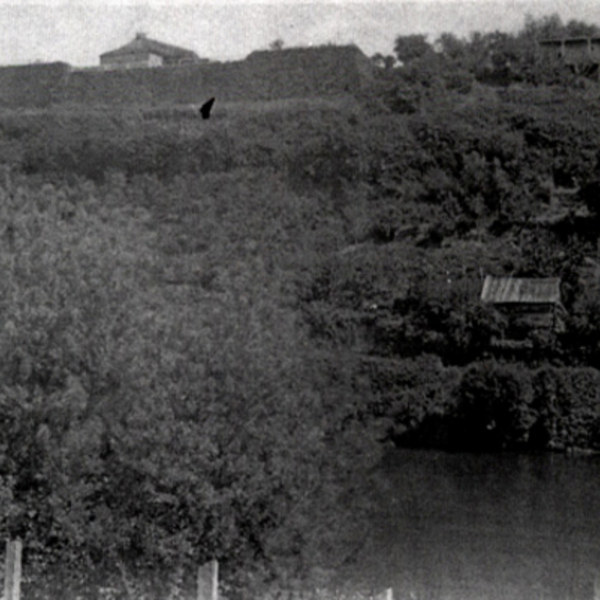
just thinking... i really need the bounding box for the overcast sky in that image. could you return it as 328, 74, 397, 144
1, 1, 599, 66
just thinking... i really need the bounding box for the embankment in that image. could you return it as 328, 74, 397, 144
0, 45, 373, 108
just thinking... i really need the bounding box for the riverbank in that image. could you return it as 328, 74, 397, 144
368, 358, 600, 453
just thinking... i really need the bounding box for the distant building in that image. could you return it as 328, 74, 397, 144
100, 33, 203, 69
481, 276, 567, 348
538, 36, 600, 76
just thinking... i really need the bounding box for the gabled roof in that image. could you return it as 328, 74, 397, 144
481, 276, 562, 304
100, 34, 199, 60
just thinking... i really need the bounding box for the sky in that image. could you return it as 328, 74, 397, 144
1, 0, 600, 66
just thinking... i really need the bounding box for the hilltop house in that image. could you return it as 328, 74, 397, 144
100, 33, 203, 69
538, 36, 600, 76
481, 276, 567, 348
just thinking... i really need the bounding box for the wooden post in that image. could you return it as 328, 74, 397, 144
197, 559, 218, 600
372, 588, 393, 600
4, 540, 22, 600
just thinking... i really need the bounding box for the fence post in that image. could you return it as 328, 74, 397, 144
197, 559, 218, 600
372, 588, 393, 600
4, 539, 22, 600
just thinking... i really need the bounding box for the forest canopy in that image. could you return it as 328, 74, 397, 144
381, 13, 600, 86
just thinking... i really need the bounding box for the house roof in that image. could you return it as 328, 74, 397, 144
481, 276, 562, 304
100, 34, 199, 60
564, 38, 594, 44
539, 36, 600, 45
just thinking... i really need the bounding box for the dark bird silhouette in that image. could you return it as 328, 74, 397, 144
200, 97, 215, 120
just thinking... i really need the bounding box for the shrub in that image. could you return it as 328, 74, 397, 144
452, 362, 535, 450
0, 174, 381, 596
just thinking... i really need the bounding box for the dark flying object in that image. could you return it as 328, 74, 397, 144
200, 98, 215, 120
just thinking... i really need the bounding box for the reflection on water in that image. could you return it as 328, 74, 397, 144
352, 449, 600, 600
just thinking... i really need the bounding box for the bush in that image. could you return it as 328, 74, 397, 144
0, 174, 381, 596
452, 362, 535, 450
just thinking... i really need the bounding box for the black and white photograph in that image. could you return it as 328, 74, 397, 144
1, 0, 600, 598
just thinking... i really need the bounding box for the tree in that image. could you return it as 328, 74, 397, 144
269, 38, 285, 51
371, 53, 396, 70
521, 13, 600, 41
0, 179, 160, 592
452, 363, 535, 450
0, 173, 382, 597
435, 32, 467, 61
565, 19, 600, 38
394, 34, 433, 64
522, 13, 564, 41
484, 31, 521, 68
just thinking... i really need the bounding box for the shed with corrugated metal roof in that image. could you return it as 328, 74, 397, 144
481, 276, 567, 335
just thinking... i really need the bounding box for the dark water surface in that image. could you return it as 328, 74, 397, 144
353, 449, 600, 600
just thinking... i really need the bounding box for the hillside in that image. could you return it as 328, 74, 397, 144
0, 45, 373, 109
2, 73, 600, 596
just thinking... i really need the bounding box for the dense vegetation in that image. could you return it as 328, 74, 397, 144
0, 117, 385, 598
3, 11, 600, 599
374, 12, 600, 85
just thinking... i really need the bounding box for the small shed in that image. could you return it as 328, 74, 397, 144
538, 38, 565, 61
100, 33, 202, 69
481, 276, 567, 334
538, 36, 600, 73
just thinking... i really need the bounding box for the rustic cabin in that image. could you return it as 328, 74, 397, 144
538, 36, 600, 77
538, 38, 565, 61
480, 276, 567, 348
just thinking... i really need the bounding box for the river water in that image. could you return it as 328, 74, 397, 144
351, 449, 600, 600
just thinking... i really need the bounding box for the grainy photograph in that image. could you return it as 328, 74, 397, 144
1, 0, 600, 598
